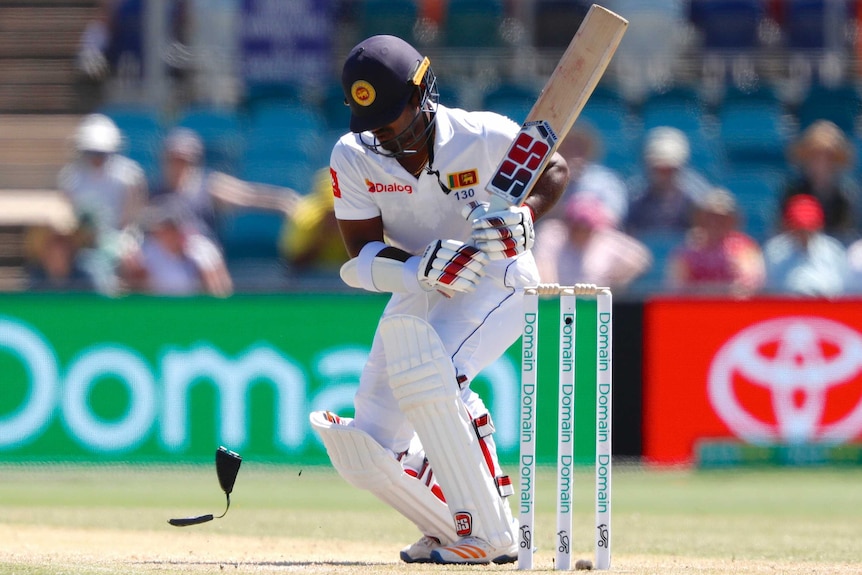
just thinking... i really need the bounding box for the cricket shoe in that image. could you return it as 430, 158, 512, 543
430, 536, 517, 565
399, 535, 442, 563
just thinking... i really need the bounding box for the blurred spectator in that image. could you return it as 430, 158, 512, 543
75, 0, 143, 107
119, 197, 232, 297
763, 194, 848, 296
76, 2, 112, 82
548, 125, 629, 223
279, 168, 349, 281
780, 120, 861, 244
151, 128, 218, 237
152, 127, 299, 246
847, 237, 862, 293
532, 195, 652, 291
58, 113, 147, 294
666, 187, 765, 298
23, 224, 94, 292
625, 127, 712, 235
76, 0, 192, 108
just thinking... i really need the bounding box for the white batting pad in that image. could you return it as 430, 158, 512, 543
309, 411, 456, 544
379, 315, 515, 549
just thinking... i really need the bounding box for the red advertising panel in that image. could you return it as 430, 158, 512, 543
644, 298, 862, 465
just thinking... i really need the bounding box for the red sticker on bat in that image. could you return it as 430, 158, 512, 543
487, 121, 557, 206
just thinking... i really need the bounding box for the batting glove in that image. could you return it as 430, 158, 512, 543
418, 239, 488, 296
469, 205, 535, 260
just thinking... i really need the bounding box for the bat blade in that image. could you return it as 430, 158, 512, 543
486, 4, 628, 210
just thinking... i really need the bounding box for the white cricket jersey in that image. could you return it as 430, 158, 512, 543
330, 105, 520, 255
58, 154, 144, 232
324, 106, 543, 481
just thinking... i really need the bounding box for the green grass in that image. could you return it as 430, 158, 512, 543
0, 464, 860, 574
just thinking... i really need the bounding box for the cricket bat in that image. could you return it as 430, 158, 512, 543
485, 4, 628, 212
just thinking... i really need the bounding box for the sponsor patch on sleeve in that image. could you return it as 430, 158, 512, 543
330, 168, 341, 198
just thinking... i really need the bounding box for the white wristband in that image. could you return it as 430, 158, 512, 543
401, 256, 426, 294
356, 241, 388, 292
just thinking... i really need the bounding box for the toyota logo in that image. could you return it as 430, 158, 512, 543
708, 317, 862, 444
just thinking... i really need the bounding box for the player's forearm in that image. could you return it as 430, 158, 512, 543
337, 216, 386, 258
523, 152, 569, 221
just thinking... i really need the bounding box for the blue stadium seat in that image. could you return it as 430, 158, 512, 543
175, 107, 244, 174
722, 168, 785, 241
244, 102, 328, 167
718, 99, 793, 169
532, 0, 591, 49
796, 83, 861, 134
218, 210, 284, 260
442, 0, 505, 49
640, 87, 709, 134
688, 134, 727, 183
720, 83, 783, 108
481, 82, 539, 124
321, 82, 351, 133
625, 231, 687, 296
586, 84, 628, 109
641, 102, 708, 135
246, 102, 327, 135
358, 0, 419, 43
240, 154, 317, 193
854, 134, 862, 180
99, 105, 164, 180
436, 84, 463, 110
578, 98, 638, 176
784, 0, 854, 51
243, 82, 303, 113
688, 0, 765, 51
579, 101, 629, 136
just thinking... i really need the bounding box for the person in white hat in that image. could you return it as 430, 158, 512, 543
57, 113, 147, 294
625, 126, 711, 235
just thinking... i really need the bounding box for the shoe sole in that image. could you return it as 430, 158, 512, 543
429, 552, 517, 565
399, 551, 433, 564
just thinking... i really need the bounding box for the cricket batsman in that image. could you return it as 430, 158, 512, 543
309, 34, 568, 564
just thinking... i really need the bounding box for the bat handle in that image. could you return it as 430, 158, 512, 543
487, 194, 517, 213
463, 194, 521, 224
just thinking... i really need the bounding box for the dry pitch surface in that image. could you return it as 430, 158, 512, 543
1, 465, 860, 575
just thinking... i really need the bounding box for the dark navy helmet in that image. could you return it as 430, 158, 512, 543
341, 35, 438, 134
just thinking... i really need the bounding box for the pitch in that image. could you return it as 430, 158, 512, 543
0, 463, 860, 574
